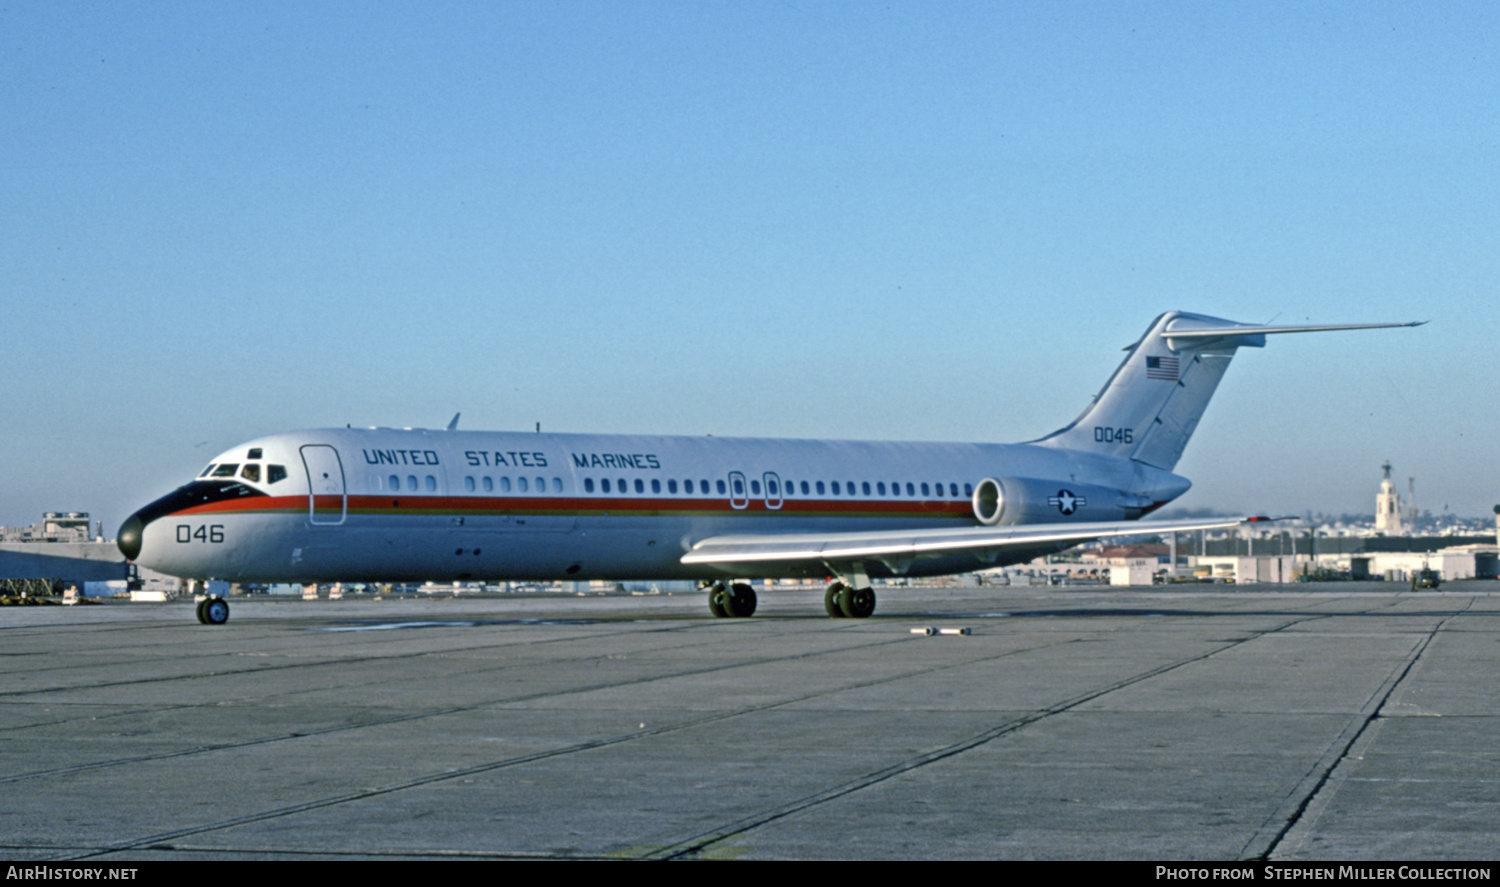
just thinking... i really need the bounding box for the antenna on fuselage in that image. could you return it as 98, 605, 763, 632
447, 413, 460, 431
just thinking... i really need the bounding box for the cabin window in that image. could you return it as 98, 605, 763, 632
906, 482, 915, 496
651, 479, 661, 493
635, 479, 645, 493
921, 482, 930, 497
601, 478, 611, 493
766, 479, 777, 496
500, 476, 512, 492
816, 481, 825, 495
240, 464, 260, 483
950, 483, 959, 498
464, 476, 475, 492
802, 480, 811, 495
267, 465, 287, 484
877, 482, 886, 496
425, 476, 436, 492
585, 478, 595, 493
483, 476, 494, 492
668, 479, 678, 494
618, 478, 628, 494
407, 476, 418, 491
964, 483, 973, 497
389, 474, 400, 490
750, 479, 761, 495
552, 477, 563, 493
831, 481, 840, 495
536, 477, 547, 493
518, 477, 529, 492
862, 482, 871, 496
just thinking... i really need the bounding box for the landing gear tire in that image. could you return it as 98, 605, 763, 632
195, 598, 208, 624
824, 582, 848, 618
723, 583, 757, 618
201, 597, 230, 625
707, 583, 729, 618
838, 585, 876, 619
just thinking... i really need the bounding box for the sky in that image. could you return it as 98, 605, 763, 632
3, 1, 1497, 533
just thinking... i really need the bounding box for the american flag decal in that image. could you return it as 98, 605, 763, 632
1145, 355, 1179, 381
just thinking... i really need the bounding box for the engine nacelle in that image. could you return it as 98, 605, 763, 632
972, 476, 1126, 525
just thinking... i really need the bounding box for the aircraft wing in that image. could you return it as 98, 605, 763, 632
681, 516, 1271, 575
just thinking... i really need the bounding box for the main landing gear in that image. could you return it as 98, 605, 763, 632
823, 581, 876, 618
705, 581, 757, 618
196, 596, 230, 625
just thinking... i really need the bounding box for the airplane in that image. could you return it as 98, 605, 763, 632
116, 310, 1420, 625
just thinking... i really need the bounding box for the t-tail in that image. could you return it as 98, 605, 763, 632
1033, 311, 1423, 471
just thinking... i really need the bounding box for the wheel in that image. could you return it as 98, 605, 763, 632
707, 584, 729, 618
195, 598, 208, 624
724, 583, 757, 617
839, 585, 876, 618
824, 582, 847, 618
202, 597, 230, 625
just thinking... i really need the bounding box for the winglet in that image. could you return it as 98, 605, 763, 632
446, 413, 461, 431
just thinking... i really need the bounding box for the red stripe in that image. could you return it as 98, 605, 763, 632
171, 494, 974, 520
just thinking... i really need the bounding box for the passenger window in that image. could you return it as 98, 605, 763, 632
501, 476, 512, 492
732, 478, 743, 496
950, 483, 959, 498
536, 476, 546, 493
464, 476, 475, 492
389, 474, 400, 490
618, 478, 628, 494
801, 480, 810, 495
921, 482, 930, 497
635, 479, 645, 493
877, 482, 886, 496
766, 479, 777, 496
831, 481, 840, 495
407, 476, 418, 491
212, 464, 239, 478
585, 478, 595, 493
716, 479, 726, 495
651, 479, 661, 494
240, 464, 260, 483
862, 482, 871, 496
964, 483, 973, 497
816, 481, 824, 495
518, 477, 529, 492
552, 477, 563, 493
682, 479, 692, 494
751, 480, 761, 496
668, 479, 678, 494
425, 476, 436, 492
602, 478, 611, 493
906, 482, 915, 496
483, 476, 494, 492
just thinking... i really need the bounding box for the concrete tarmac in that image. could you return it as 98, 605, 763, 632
1, 583, 1496, 860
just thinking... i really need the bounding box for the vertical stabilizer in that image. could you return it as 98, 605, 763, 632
1033, 312, 1422, 471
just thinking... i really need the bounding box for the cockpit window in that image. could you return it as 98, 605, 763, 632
247, 448, 263, 459
199, 464, 216, 478
240, 464, 261, 483
268, 464, 287, 484
211, 464, 239, 477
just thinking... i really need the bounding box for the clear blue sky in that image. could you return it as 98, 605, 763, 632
3, 1, 1496, 532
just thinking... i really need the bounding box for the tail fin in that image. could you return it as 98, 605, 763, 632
1033, 311, 1422, 471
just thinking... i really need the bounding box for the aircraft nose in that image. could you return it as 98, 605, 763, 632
118, 512, 144, 561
